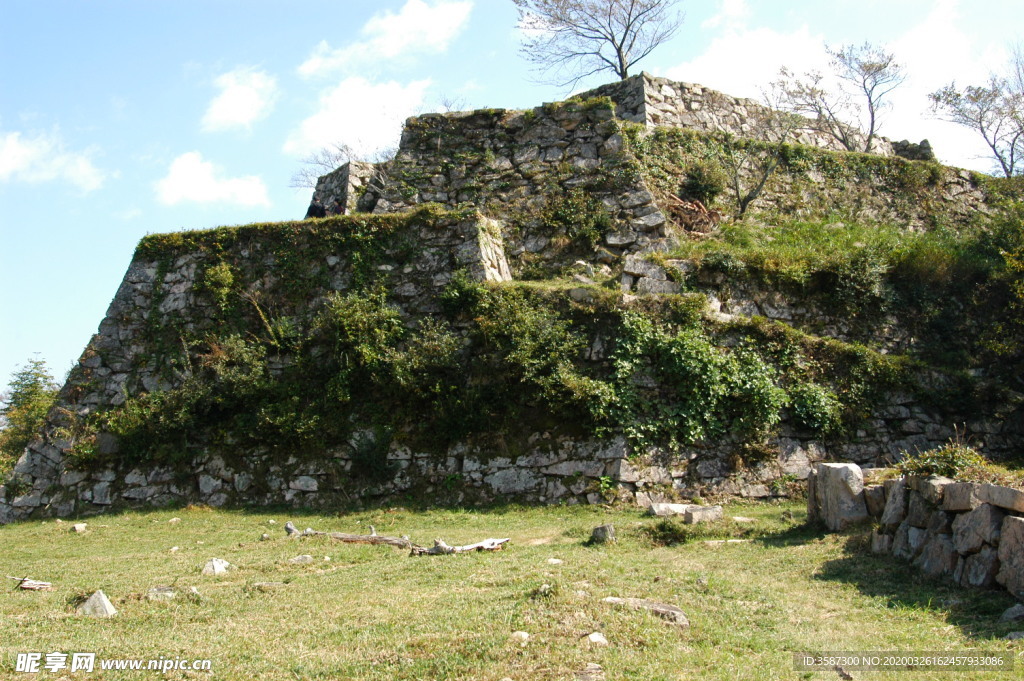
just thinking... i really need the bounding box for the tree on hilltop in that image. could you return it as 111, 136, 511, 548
513, 0, 684, 87
776, 42, 905, 153
0, 358, 59, 475
930, 47, 1024, 177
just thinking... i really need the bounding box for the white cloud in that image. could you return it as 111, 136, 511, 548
283, 77, 431, 158
155, 151, 269, 206
701, 0, 752, 30
202, 67, 279, 132
0, 128, 105, 192
298, 0, 473, 77
665, 23, 827, 101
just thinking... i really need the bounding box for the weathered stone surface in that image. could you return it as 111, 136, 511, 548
78, 590, 117, 617
1001, 603, 1024, 622
941, 482, 982, 512
959, 546, 1000, 588
289, 555, 314, 564
684, 505, 723, 524
584, 632, 609, 647
864, 484, 887, 518
814, 463, 868, 531
996, 516, 1024, 598
289, 476, 318, 492
879, 478, 907, 530
982, 484, 1024, 513
915, 475, 954, 505
905, 491, 934, 528
201, 558, 231, 576
951, 503, 1005, 554
914, 534, 957, 578
648, 503, 697, 517
589, 524, 615, 544
72, 523, 87, 533
575, 663, 605, 681
870, 529, 893, 554
602, 596, 690, 628
893, 521, 928, 561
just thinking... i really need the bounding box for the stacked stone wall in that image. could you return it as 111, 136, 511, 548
809, 463, 1024, 602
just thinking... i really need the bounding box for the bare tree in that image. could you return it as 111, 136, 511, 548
289, 143, 397, 189
710, 89, 803, 216
776, 42, 905, 153
288, 143, 357, 190
513, 0, 683, 87
930, 48, 1024, 177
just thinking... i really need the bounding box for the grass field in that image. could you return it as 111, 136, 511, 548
1, 500, 1021, 680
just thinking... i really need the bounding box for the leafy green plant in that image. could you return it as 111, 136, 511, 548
788, 382, 843, 435
0, 358, 59, 476
896, 441, 987, 478
541, 189, 611, 250
679, 159, 728, 205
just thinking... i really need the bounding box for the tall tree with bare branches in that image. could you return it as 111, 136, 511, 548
513, 0, 683, 87
776, 42, 905, 153
930, 47, 1024, 178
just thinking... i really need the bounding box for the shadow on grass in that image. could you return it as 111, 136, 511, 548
812, 532, 1019, 641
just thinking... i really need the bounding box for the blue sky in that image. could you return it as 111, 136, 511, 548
1, 0, 1020, 387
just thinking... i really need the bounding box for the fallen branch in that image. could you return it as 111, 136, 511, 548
285, 523, 510, 557
409, 538, 511, 556
7, 576, 53, 591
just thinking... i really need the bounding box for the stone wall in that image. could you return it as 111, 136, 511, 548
809, 463, 1024, 601
567, 72, 893, 155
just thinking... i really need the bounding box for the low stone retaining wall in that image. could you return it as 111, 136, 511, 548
808, 462, 1024, 601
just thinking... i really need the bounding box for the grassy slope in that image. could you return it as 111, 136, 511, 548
0, 502, 1019, 680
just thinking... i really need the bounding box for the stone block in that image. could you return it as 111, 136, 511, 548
684, 505, 723, 524
960, 546, 1000, 588
952, 503, 1005, 554
996, 516, 1024, 598
648, 503, 697, 517
914, 534, 958, 578
814, 463, 868, 531
941, 482, 982, 511
623, 255, 666, 280
915, 475, 954, 505
78, 590, 117, 617
602, 597, 689, 628
905, 491, 934, 528
981, 484, 1024, 513
635, 278, 681, 295
864, 484, 887, 518
870, 529, 893, 554
879, 478, 906, 530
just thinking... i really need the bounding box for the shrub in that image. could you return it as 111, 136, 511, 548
788, 382, 843, 435
679, 160, 728, 205
896, 442, 987, 478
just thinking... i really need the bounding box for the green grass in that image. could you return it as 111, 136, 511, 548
1, 501, 1020, 680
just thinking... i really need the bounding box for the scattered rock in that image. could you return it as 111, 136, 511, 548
546, 558, 564, 565
268, 519, 277, 525
648, 503, 695, 517
289, 555, 314, 565
702, 539, 749, 546
284, 521, 300, 537
510, 631, 530, 646
78, 590, 117, 617
584, 632, 609, 647
169, 546, 180, 553
1001, 604, 1024, 622
168, 517, 181, 524
72, 523, 87, 533
1004, 632, 1024, 641
201, 558, 231, 576
589, 524, 615, 544
146, 586, 176, 601
603, 596, 690, 628
731, 516, 756, 523
259, 533, 270, 541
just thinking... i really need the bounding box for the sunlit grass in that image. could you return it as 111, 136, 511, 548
0, 501, 1020, 680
